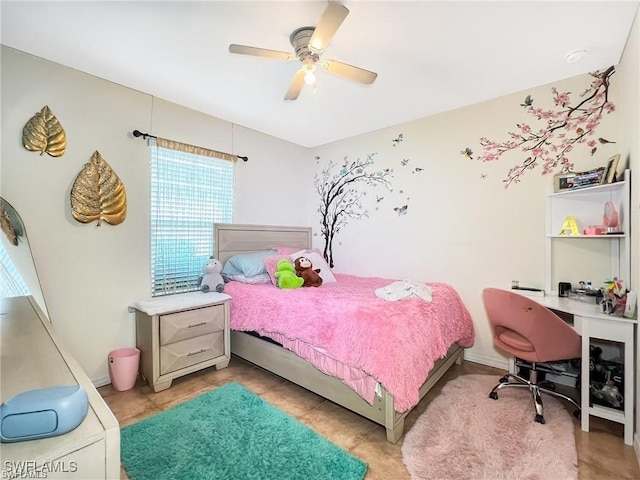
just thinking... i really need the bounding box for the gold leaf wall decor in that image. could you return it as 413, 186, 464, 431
22, 105, 67, 157
70, 151, 127, 226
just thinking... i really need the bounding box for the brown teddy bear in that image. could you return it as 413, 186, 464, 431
294, 256, 323, 287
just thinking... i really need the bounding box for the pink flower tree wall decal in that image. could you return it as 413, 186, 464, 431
315, 153, 393, 267
469, 65, 616, 188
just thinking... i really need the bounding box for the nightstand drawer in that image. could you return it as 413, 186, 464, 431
160, 305, 225, 345
159, 331, 225, 375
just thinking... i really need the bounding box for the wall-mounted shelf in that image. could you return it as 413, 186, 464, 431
549, 180, 625, 197
545, 169, 630, 295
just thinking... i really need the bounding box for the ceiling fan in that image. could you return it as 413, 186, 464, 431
228, 2, 377, 100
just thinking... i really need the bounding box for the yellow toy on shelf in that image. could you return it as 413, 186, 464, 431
559, 216, 580, 236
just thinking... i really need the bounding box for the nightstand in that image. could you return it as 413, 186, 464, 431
130, 292, 231, 392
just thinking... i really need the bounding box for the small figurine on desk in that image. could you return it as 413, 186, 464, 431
601, 296, 616, 315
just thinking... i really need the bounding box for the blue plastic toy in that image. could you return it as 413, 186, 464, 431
1, 385, 88, 443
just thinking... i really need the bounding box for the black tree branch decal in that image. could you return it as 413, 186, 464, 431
315, 154, 393, 267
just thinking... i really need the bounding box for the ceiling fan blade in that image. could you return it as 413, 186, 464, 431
229, 44, 295, 61
321, 59, 377, 85
284, 69, 306, 101
308, 2, 349, 54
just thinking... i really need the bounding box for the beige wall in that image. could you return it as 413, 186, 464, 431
311, 72, 621, 368
1, 46, 309, 384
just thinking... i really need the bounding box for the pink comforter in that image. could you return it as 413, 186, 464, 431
224, 273, 475, 412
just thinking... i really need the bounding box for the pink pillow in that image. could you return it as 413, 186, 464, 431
263, 256, 290, 286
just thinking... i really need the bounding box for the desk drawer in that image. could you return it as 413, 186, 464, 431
159, 332, 225, 375
160, 306, 225, 345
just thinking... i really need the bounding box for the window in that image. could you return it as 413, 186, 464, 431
0, 241, 29, 298
150, 145, 234, 296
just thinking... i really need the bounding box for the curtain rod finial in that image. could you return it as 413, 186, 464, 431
238, 155, 248, 162
132, 129, 155, 140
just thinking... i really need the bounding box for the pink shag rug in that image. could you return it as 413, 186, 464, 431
402, 374, 578, 480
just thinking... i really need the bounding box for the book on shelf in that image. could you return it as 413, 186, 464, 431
573, 179, 603, 189
554, 167, 607, 192
573, 167, 605, 186
572, 166, 606, 187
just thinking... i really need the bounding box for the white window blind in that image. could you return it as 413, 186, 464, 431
0, 242, 29, 298
150, 146, 234, 296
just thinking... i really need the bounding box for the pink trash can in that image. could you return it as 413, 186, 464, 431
108, 348, 140, 391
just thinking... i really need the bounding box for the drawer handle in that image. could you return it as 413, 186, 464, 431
187, 322, 207, 328
187, 348, 207, 357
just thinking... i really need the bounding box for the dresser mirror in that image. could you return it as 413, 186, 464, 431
0, 197, 49, 318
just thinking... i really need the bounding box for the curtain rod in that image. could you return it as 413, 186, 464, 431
132, 130, 248, 162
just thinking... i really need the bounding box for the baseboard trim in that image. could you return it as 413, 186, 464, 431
92, 374, 112, 388
464, 351, 508, 371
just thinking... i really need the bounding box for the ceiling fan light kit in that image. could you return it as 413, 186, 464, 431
228, 2, 377, 100
304, 67, 316, 86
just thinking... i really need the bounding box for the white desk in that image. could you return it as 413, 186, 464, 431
528, 294, 636, 446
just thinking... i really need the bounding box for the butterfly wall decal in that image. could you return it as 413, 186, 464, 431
394, 205, 408, 216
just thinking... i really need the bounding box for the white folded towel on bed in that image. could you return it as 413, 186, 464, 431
374, 281, 433, 302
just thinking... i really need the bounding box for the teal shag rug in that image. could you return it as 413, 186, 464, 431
121, 382, 367, 480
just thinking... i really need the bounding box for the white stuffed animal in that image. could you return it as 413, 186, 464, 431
199, 257, 224, 293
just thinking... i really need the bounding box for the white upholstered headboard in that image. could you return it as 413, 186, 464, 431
214, 223, 312, 264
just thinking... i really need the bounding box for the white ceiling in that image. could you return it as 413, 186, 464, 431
1, 1, 638, 148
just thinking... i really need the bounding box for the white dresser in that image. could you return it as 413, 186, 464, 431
0, 296, 120, 479
131, 292, 231, 393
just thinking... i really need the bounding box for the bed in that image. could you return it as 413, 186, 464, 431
214, 223, 474, 443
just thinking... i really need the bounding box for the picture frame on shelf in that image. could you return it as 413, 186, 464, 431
603, 154, 620, 184
554, 172, 577, 192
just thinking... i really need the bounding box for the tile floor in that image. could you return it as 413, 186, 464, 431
98, 357, 640, 480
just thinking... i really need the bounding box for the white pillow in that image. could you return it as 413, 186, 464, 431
289, 250, 337, 284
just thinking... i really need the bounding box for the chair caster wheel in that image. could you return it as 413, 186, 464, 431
535, 414, 545, 424
499, 376, 509, 383
573, 410, 581, 420
489, 391, 498, 400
